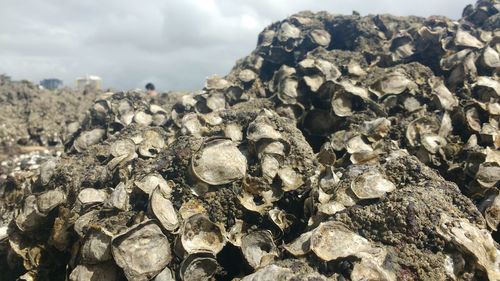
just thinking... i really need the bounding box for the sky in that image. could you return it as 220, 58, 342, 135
0, 0, 475, 91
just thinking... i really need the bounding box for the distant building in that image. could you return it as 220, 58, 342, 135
40, 78, 63, 90
76, 75, 102, 91
0, 74, 11, 85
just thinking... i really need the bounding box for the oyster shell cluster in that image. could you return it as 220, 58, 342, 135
1, 1, 500, 280
0, 75, 98, 149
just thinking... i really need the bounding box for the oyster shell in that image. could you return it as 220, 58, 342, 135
480, 46, 500, 68
134, 174, 170, 196
138, 130, 165, 158
350, 170, 396, 199
277, 167, 304, 191
369, 72, 415, 97
80, 228, 112, 263
104, 182, 129, 211
36, 189, 66, 214
310, 221, 372, 261
133, 111, 153, 126
224, 123, 243, 142
277, 22, 301, 42
238, 69, 257, 83
74, 210, 99, 238
15, 195, 46, 232
153, 267, 175, 281
351, 249, 396, 281
181, 214, 225, 255
77, 188, 108, 208
241, 230, 279, 269
268, 208, 295, 232
111, 221, 172, 281
240, 264, 292, 281
479, 191, 500, 231
205, 75, 229, 90
430, 78, 458, 111
69, 263, 119, 281
454, 29, 484, 49
149, 184, 179, 232
74, 129, 105, 152
307, 29, 331, 47
0, 225, 8, 242
107, 138, 137, 170
436, 214, 500, 281
283, 230, 312, 257
190, 138, 247, 185
179, 253, 218, 281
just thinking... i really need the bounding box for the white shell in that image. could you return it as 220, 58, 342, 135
150, 104, 168, 115
111, 221, 172, 281
69, 263, 119, 281
350, 170, 396, 199
225, 219, 245, 247
181, 214, 225, 255
361, 118, 391, 142
476, 164, 500, 188
191, 138, 247, 185
346, 135, 373, 154
241, 230, 279, 269
277, 22, 301, 42
481, 46, 500, 68
479, 191, 500, 231
430, 78, 458, 111
134, 174, 170, 196
278, 167, 304, 191
436, 214, 500, 281
108, 139, 137, 170
247, 114, 282, 143
454, 30, 484, 49
74, 129, 105, 152
261, 155, 280, 183
15, 195, 46, 232
238, 69, 257, 83
0, 226, 8, 242
74, 210, 99, 238
283, 230, 312, 256
36, 189, 66, 214
308, 29, 331, 47
241, 264, 292, 281
351, 249, 396, 281
181, 113, 206, 137
224, 123, 243, 142
77, 188, 109, 206
268, 208, 295, 232
179, 253, 218, 281
133, 111, 153, 126
205, 75, 229, 90
138, 130, 165, 158
150, 185, 179, 232
369, 73, 415, 97
152, 267, 175, 281
303, 75, 325, 92
81, 228, 112, 263
104, 182, 129, 211
310, 221, 372, 261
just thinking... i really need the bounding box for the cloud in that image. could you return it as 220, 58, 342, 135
0, 0, 475, 91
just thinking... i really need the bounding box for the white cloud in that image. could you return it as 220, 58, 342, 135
0, 0, 475, 91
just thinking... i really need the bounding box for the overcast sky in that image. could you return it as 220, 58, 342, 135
0, 0, 474, 91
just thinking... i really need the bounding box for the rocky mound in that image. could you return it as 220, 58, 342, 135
0, 1, 499, 280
